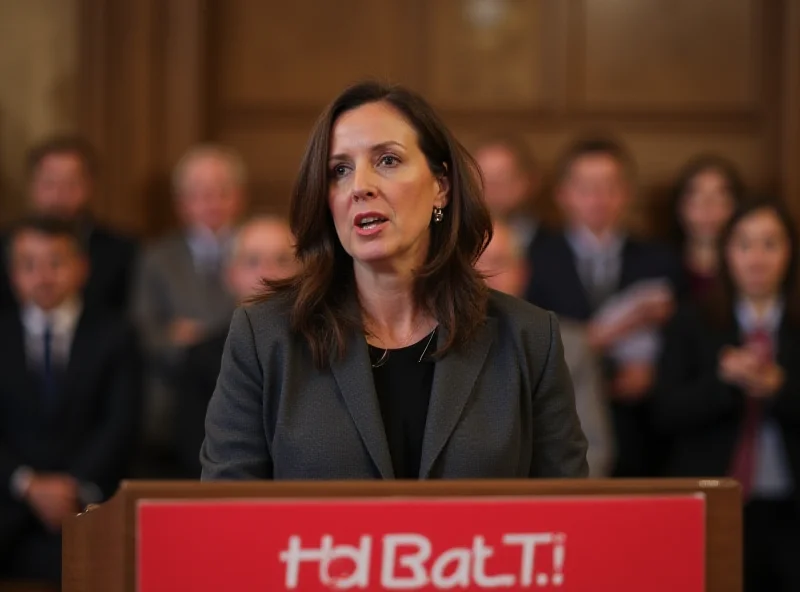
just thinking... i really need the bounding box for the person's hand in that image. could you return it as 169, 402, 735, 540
23, 473, 80, 532
639, 294, 675, 325
168, 318, 205, 346
611, 362, 654, 401
718, 347, 784, 398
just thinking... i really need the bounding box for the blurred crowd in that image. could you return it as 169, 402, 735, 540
1, 132, 798, 588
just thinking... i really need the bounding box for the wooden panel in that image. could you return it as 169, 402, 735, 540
214, 0, 417, 108
426, 0, 555, 109
581, 0, 757, 110
215, 127, 312, 214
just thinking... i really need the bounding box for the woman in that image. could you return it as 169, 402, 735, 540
670, 155, 745, 300
200, 82, 588, 480
654, 198, 800, 591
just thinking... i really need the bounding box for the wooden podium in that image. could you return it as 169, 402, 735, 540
63, 478, 741, 592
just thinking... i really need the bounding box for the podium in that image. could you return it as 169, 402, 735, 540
63, 478, 741, 592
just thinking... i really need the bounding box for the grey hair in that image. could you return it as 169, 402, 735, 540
225, 214, 295, 265
172, 143, 247, 194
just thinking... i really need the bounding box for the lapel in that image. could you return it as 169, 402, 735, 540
2, 317, 39, 410
173, 235, 211, 317
418, 318, 497, 478
330, 330, 395, 479
557, 234, 593, 319
54, 312, 96, 416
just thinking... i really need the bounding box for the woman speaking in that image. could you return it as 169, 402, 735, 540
200, 82, 588, 480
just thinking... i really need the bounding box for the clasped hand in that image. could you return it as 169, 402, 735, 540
718, 346, 784, 398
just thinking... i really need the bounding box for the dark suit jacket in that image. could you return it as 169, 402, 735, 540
652, 305, 800, 497
0, 309, 143, 551
172, 331, 227, 478
0, 223, 138, 314
525, 232, 682, 321
201, 290, 588, 480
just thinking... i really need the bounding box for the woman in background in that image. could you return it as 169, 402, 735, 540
654, 198, 800, 591
671, 155, 745, 301
200, 81, 587, 481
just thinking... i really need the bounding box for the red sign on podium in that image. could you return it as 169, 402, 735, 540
137, 495, 705, 591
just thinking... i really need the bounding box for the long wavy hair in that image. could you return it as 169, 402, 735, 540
257, 81, 493, 368
704, 197, 800, 329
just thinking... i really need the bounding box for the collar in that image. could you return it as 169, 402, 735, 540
566, 225, 625, 259
735, 297, 784, 334
22, 297, 83, 336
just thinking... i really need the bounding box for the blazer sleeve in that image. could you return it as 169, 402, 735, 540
200, 307, 273, 480
651, 309, 741, 433
528, 312, 590, 478
68, 323, 143, 496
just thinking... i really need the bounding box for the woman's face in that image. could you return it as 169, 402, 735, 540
679, 168, 736, 244
327, 101, 448, 272
726, 209, 792, 300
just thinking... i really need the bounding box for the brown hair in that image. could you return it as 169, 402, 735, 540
26, 134, 98, 179
704, 197, 800, 328
555, 134, 635, 185
258, 81, 493, 368
5, 215, 86, 267
670, 153, 746, 251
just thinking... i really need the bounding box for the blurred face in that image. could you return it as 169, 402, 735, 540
725, 209, 791, 301
327, 101, 448, 271
10, 231, 88, 311
476, 225, 528, 297
176, 155, 244, 234
226, 219, 298, 301
559, 154, 628, 235
679, 169, 736, 244
29, 153, 92, 219
475, 144, 531, 218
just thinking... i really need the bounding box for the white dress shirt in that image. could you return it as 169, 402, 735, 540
21, 297, 82, 369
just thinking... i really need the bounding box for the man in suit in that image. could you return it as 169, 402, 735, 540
525, 137, 681, 477
0, 135, 138, 314
474, 135, 542, 253
0, 217, 141, 583
477, 221, 613, 477
132, 144, 247, 476
172, 216, 298, 477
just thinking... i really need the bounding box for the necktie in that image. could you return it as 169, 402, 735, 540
728, 327, 773, 499
41, 323, 57, 405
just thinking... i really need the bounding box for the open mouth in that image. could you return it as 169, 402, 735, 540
355, 214, 388, 231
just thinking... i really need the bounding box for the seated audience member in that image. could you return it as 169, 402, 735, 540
525, 136, 681, 477
474, 135, 542, 252
172, 216, 298, 477
653, 198, 800, 592
0, 217, 141, 583
477, 221, 613, 477
670, 154, 745, 301
132, 144, 246, 475
0, 135, 138, 314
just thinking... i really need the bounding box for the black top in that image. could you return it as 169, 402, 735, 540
369, 328, 437, 479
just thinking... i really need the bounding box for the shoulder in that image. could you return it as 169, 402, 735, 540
231, 292, 294, 345
487, 289, 555, 340
91, 224, 137, 250
625, 237, 679, 266
140, 233, 186, 265
79, 308, 138, 345
528, 229, 569, 259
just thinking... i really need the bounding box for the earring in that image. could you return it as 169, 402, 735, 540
433, 207, 444, 223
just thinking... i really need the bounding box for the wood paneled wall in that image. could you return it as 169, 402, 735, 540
79, 0, 799, 237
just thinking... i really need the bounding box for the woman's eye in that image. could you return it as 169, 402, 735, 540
380, 155, 399, 167
331, 164, 348, 178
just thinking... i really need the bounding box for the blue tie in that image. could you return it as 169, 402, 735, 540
42, 323, 57, 404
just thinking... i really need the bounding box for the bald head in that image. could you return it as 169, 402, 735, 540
476, 221, 529, 298
226, 216, 298, 301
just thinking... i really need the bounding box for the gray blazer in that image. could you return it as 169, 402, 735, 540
200, 290, 588, 480
132, 232, 234, 363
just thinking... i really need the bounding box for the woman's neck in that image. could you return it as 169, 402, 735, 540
355, 263, 434, 348
685, 239, 718, 275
